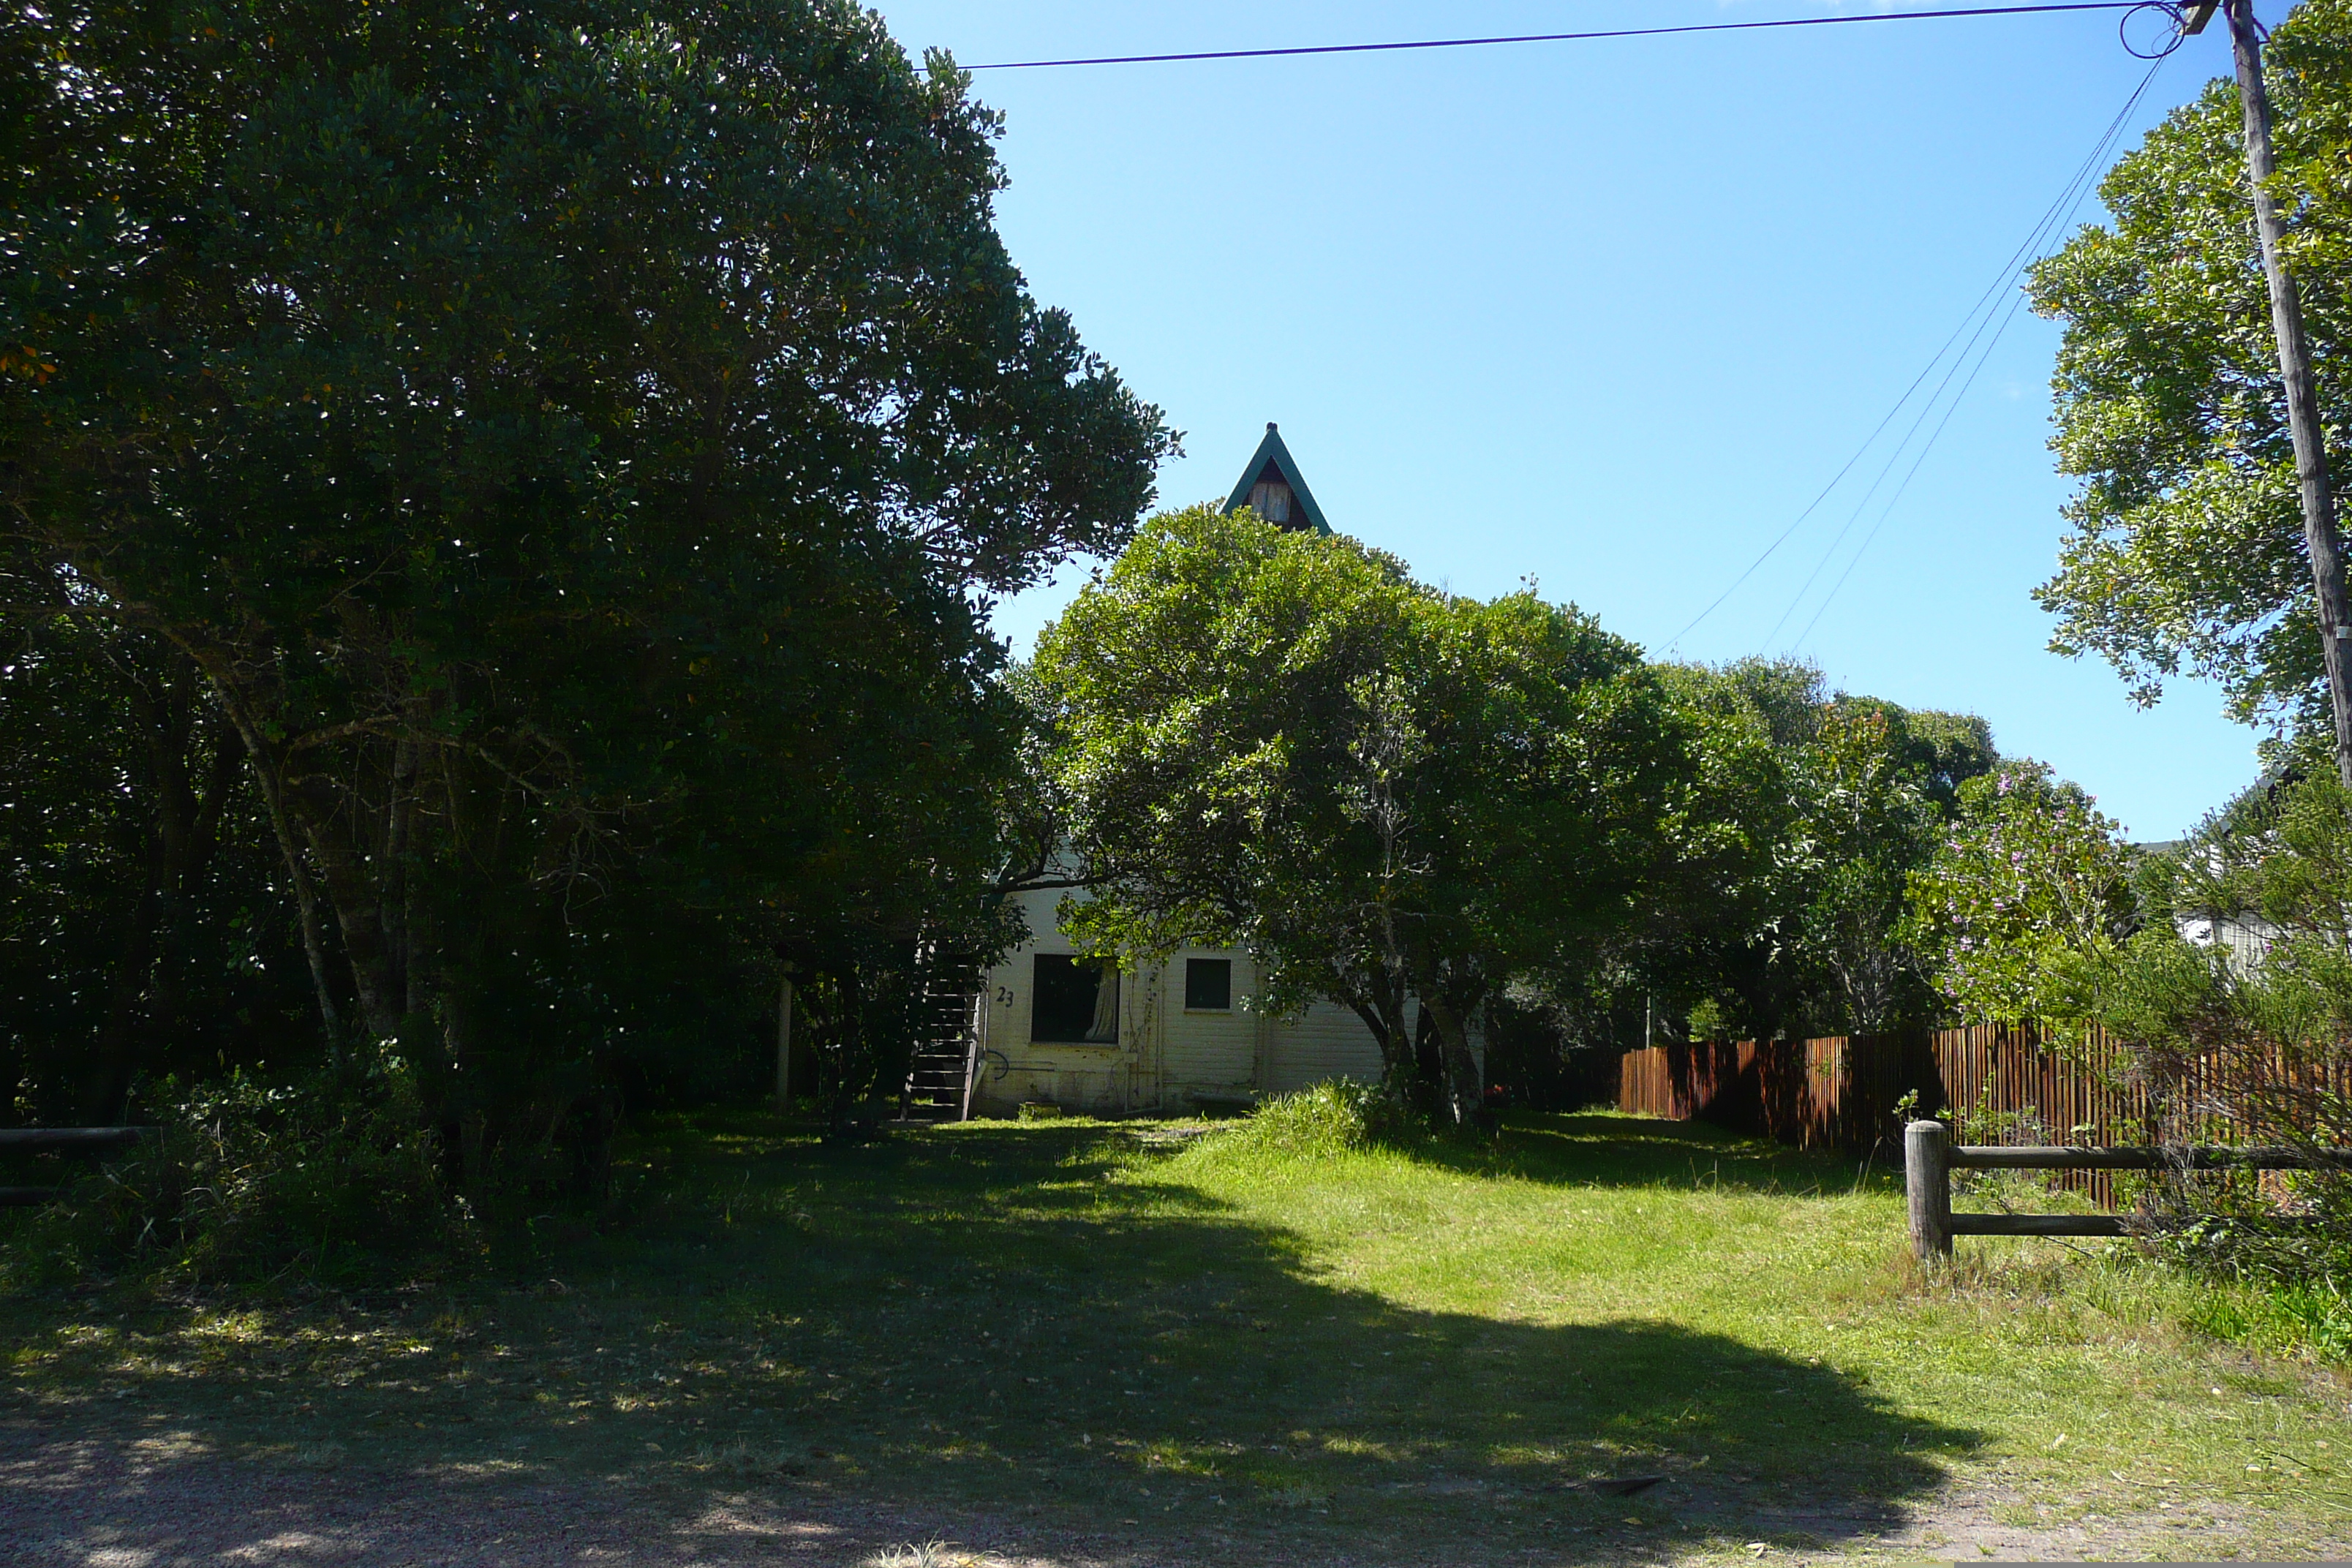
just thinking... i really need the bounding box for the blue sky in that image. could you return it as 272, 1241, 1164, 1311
871, 0, 2287, 840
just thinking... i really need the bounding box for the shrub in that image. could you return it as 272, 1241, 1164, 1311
1211, 1079, 1420, 1158
2039, 774, 2352, 1297
1902, 759, 2135, 1023
1, 1050, 476, 1292
1908, 764, 2352, 1306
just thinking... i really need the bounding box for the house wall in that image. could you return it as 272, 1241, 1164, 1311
969, 886, 1477, 1116
2177, 911, 2279, 973
971, 888, 1144, 1116
1156, 947, 1262, 1096
1264, 1004, 1387, 1094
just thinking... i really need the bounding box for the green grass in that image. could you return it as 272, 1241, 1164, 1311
6, 1109, 2346, 1562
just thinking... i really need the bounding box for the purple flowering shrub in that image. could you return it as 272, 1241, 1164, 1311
1901, 760, 2135, 1022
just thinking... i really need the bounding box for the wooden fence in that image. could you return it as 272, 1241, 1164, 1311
1901, 1119, 2352, 1257
0, 1126, 153, 1207
1618, 1025, 2171, 1205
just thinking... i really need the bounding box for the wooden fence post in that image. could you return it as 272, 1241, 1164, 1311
1905, 1119, 1952, 1262
775, 966, 797, 1108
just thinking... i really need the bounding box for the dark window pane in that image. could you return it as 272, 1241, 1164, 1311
1033, 954, 1117, 1043
1185, 957, 1232, 1011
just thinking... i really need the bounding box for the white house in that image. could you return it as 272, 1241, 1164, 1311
964, 425, 1480, 1117
2138, 834, 2284, 971
966, 883, 1425, 1116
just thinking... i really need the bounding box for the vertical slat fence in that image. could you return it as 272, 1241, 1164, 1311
1620, 1022, 2352, 1211
1615, 1024, 2244, 1207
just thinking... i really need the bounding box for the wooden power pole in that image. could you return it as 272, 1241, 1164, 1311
2194, 0, 2352, 788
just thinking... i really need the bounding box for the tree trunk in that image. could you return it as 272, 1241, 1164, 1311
1419, 990, 1487, 1129
190, 663, 346, 1058
1412, 1004, 1444, 1093
82, 841, 160, 1122
829, 964, 870, 1140
81, 652, 246, 1118
1335, 957, 1414, 1083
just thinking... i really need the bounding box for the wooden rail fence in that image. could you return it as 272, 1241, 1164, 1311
1901, 1119, 2351, 1259
0, 1127, 154, 1207
1617, 1024, 2284, 1206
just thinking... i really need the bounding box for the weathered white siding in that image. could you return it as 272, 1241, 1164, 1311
970, 887, 1144, 1116
1156, 946, 1262, 1095
968, 883, 1484, 1115
1264, 1000, 1388, 1093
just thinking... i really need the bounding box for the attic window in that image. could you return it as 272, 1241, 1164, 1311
1248, 479, 1293, 524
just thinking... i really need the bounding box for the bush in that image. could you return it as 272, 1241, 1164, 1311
1902, 758, 2135, 1023
2035, 773, 2352, 1300
2152, 1186, 2352, 1338
2181, 1273, 2352, 1362
1, 1051, 476, 1292
1210, 1079, 1421, 1158
1907, 764, 2352, 1311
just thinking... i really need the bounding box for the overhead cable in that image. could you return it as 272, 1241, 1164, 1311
1663, 53, 2165, 655
1774, 56, 2166, 653
962, 4, 2141, 72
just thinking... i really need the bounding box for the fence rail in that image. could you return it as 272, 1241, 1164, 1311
1902, 1119, 2348, 1258
1615, 1025, 2237, 1206
0, 1126, 155, 1207
1951, 1143, 2351, 1172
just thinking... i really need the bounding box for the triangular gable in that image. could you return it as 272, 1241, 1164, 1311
1221, 423, 1331, 535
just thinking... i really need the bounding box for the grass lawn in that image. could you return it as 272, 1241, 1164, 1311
4, 1109, 2345, 1564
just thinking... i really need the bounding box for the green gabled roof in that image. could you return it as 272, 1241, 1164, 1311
1221, 422, 1332, 535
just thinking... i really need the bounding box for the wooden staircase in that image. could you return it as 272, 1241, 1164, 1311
900, 956, 982, 1122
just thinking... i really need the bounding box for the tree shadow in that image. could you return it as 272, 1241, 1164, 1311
6, 1115, 1974, 1565
1475, 1109, 1906, 1196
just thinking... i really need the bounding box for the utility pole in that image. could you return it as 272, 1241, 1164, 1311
2190, 0, 2352, 788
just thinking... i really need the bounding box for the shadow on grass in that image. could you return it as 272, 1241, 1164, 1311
1487, 1109, 1907, 1196
3, 1113, 1974, 1565
1248, 1107, 1896, 1199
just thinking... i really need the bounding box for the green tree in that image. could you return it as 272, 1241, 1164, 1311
1588, 658, 1803, 1042
2030, 0, 2352, 745
1036, 505, 1703, 1123
1903, 760, 2136, 1023
1783, 703, 1948, 1032
1624, 664, 1997, 1042
0, 573, 317, 1123
1, 0, 1170, 1169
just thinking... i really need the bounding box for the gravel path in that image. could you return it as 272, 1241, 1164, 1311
6, 1422, 2335, 1567
6, 1428, 1000, 1568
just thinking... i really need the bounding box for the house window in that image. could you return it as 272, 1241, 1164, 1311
1248, 479, 1292, 524
1031, 954, 1119, 1044
1185, 957, 1232, 1011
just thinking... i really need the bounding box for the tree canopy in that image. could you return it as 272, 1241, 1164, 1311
1, 0, 1171, 1156
2030, 0, 2352, 746
1035, 505, 1715, 1122
1624, 661, 1999, 1044
1902, 760, 2136, 1025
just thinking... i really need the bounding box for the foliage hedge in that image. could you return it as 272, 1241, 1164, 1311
3, 1052, 475, 1292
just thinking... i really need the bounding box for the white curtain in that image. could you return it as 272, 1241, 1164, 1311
1085, 965, 1121, 1043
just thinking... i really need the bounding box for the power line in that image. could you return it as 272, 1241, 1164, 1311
1665, 53, 2164, 654
1760, 201, 2065, 650
1785, 293, 2041, 652
1775, 56, 2166, 653
1772, 65, 2160, 649
963, 4, 2140, 72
